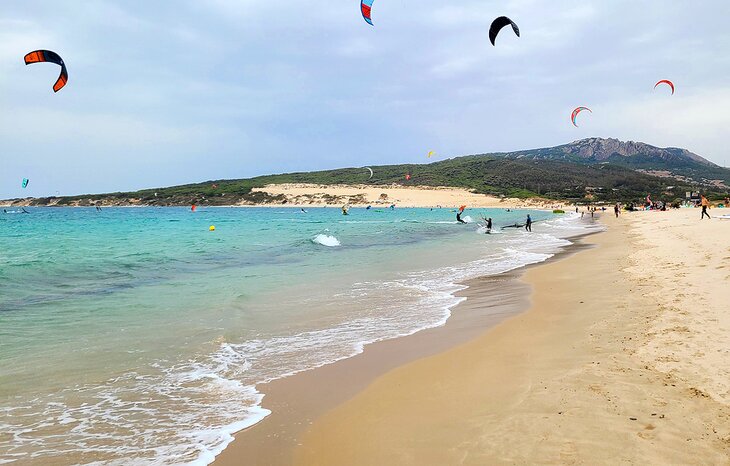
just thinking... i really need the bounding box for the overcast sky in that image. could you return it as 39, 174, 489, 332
1, 0, 729, 198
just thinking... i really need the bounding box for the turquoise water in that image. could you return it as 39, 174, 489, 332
0, 207, 586, 464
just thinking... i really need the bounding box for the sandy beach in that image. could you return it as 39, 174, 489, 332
215, 207, 730, 465
254, 184, 564, 209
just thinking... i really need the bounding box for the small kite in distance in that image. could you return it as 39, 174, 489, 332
364, 167, 374, 179
405, 174, 411, 181
571, 107, 592, 127
361, 0, 375, 25
22, 178, 29, 189
427, 151, 435, 158
489, 16, 520, 46
654, 79, 675, 95
24, 50, 68, 93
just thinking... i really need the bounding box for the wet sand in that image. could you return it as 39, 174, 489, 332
214, 235, 593, 465
215, 209, 730, 465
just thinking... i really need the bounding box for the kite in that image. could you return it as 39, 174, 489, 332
459, 205, 466, 213
571, 107, 592, 127
22, 178, 29, 189
191, 204, 197, 212
24, 50, 68, 93
489, 16, 520, 46
427, 151, 435, 158
405, 174, 411, 181
364, 167, 373, 179
361, 0, 375, 25
654, 79, 675, 95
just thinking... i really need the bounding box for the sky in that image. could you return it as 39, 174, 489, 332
1, 0, 729, 198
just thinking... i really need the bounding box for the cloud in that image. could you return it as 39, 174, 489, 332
1, 0, 730, 198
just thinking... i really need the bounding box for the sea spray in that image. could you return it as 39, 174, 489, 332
312, 234, 341, 247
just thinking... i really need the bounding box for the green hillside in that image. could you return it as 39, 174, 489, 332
27, 154, 724, 207
16, 138, 729, 207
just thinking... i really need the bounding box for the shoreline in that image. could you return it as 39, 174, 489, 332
293, 210, 730, 464
213, 224, 599, 465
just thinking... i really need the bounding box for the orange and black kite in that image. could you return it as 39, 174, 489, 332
24, 50, 68, 93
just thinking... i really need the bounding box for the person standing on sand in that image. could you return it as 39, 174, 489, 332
525, 214, 532, 232
701, 195, 711, 220
614, 203, 620, 218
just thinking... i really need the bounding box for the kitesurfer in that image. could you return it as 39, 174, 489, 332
456, 211, 466, 224
481, 216, 493, 233
525, 214, 532, 232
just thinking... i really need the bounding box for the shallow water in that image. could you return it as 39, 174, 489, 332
0, 206, 595, 464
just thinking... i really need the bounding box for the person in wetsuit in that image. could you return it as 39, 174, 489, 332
701, 195, 711, 220
525, 214, 532, 232
456, 211, 466, 224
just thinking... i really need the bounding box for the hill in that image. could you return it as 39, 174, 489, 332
501, 138, 729, 188
8, 138, 729, 207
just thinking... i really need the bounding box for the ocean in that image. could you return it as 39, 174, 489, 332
0, 206, 598, 464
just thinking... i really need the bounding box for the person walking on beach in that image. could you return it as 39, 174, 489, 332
525, 214, 532, 232
614, 203, 620, 218
701, 195, 711, 220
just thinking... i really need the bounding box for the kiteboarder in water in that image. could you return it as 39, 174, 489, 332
456, 205, 467, 224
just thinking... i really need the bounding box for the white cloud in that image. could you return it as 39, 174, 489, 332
1, 0, 730, 198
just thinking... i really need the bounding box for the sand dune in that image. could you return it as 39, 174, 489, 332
255, 183, 565, 209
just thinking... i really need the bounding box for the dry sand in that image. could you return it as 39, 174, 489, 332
254, 183, 564, 209
293, 209, 730, 465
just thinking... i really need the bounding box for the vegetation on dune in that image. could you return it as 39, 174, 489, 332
15, 138, 729, 207
21, 155, 726, 207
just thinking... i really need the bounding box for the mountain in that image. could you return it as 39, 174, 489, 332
7, 138, 729, 207
501, 138, 728, 188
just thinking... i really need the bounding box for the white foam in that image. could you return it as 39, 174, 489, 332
1, 212, 599, 466
312, 234, 340, 247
